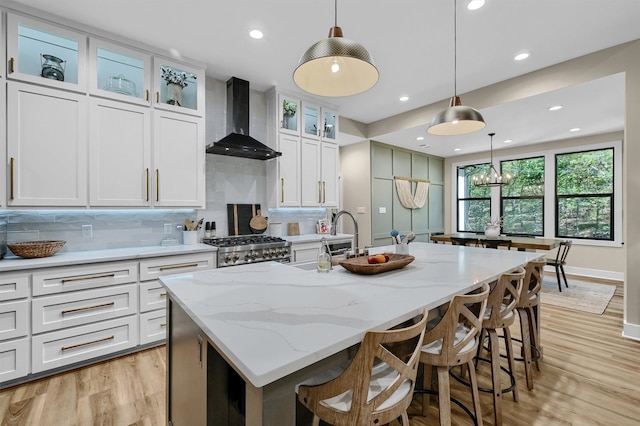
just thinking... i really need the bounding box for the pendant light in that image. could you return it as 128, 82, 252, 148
428, 0, 486, 135
473, 133, 513, 187
293, 0, 378, 97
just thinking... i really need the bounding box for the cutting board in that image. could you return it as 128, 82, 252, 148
227, 204, 261, 236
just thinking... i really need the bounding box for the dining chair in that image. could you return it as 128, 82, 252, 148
415, 282, 490, 426
450, 237, 479, 247
481, 239, 512, 250
546, 240, 572, 292
297, 308, 428, 426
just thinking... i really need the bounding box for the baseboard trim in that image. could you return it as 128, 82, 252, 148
543, 265, 624, 282
622, 322, 640, 341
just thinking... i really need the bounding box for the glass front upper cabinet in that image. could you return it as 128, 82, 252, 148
302, 102, 320, 139
7, 14, 86, 92
278, 93, 300, 135
322, 109, 338, 142
153, 57, 204, 116
90, 38, 150, 105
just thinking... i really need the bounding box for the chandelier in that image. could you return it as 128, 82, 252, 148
472, 133, 513, 187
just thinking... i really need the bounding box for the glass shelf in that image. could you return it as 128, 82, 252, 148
153, 58, 204, 115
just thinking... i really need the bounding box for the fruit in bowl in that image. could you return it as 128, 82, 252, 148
367, 254, 389, 264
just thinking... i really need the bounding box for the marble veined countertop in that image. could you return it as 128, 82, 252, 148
0, 243, 216, 272
282, 233, 353, 244
160, 242, 542, 388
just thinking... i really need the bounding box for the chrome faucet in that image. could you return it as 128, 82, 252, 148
331, 210, 359, 254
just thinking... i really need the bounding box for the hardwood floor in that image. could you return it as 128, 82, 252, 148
1, 283, 639, 425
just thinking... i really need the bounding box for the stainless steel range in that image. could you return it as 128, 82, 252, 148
202, 235, 292, 268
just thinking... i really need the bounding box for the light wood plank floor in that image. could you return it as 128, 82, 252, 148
1, 283, 639, 425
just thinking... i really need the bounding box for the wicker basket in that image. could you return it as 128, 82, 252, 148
8, 240, 66, 259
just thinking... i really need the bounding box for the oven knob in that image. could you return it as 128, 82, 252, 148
264, 249, 271, 258
224, 256, 232, 263
245, 253, 254, 261
275, 248, 282, 256
232, 254, 239, 262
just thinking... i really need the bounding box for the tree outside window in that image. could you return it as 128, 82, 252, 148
457, 164, 490, 232
501, 156, 545, 236
556, 148, 614, 240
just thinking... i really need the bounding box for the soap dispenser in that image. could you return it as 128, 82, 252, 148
317, 237, 332, 273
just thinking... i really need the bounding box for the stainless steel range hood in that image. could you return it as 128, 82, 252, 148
206, 77, 281, 160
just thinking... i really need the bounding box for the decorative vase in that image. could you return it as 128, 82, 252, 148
167, 82, 183, 106
485, 225, 500, 239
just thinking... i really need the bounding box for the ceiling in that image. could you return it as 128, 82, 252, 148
7, 0, 640, 158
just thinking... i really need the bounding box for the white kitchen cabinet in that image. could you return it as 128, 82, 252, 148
0, 17, 5, 208
7, 13, 86, 93
0, 300, 29, 341
301, 139, 339, 208
32, 261, 138, 296
139, 310, 167, 345
152, 57, 205, 117
7, 81, 88, 206
302, 102, 339, 143
0, 272, 28, 302
275, 134, 301, 207
89, 38, 151, 106
89, 97, 152, 206
0, 338, 30, 383
291, 241, 321, 263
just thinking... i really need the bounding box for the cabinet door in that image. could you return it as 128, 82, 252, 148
278, 134, 301, 207
302, 102, 321, 140
153, 57, 204, 116
321, 142, 339, 207
89, 38, 151, 106
0, 57, 5, 208
301, 138, 321, 207
7, 13, 87, 92
7, 82, 88, 206
321, 108, 338, 143
278, 93, 300, 135
90, 98, 151, 206
153, 110, 205, 207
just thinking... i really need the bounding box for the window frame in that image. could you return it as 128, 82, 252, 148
456, 163, 491, 233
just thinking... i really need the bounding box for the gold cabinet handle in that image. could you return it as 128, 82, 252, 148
323, 181, 326, 203
159, 263, 198, 272
281, 177, 284, 203
61, 273, 115, 284
9, 157, 14, 200
145, 89, 149, 101
160, 292, 167, 296
145, 168, 149, 202
318, 181, 322, 203
160, 323, 167, 327
61, 301, 115, 315
61, 335, 114, 352
9, 57, 14, 73
156, 92, 159, 103
155, 169, 159, 202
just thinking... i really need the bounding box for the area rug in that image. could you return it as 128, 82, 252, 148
540, 277, 616, 315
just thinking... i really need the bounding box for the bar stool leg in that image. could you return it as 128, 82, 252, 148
488, 329, 503, 426
517, 308, 534, 390
527, 306, 542, 371
466, 360, 484, 426
503, 327, 519, 402
422, 365, 433, 416
437, 366, 452, 426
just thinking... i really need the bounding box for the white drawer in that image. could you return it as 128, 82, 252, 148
32, 316, 138, 374
139, 310, 166, 345
32, 261, 138, 296
32, 284, 138, 334
0, 337, 30, 383
0, 300, 29, 341
139, 253, 215, 281
139, 280, 168, 313
0, 272, 29, 302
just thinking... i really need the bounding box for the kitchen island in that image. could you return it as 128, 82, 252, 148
160, 242, 542, 425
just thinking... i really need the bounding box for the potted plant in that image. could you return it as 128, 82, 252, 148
160, 65, 196, 106
485, 216, 503, 239
282, 100, 297, 129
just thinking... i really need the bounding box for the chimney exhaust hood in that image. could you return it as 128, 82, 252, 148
206, 77, 281, 160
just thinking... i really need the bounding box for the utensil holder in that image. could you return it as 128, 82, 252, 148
395, 243, 409, 255
183, 231, 198, 245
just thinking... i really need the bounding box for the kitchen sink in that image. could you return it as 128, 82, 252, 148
291, 261, 318, 271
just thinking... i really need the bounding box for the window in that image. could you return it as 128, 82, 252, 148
456, 164, 490, 232
500, 156, 545, 236
556, 148, 614, 240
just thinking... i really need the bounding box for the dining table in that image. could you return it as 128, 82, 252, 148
160, 242, 544, 425
430, 232, 562, 251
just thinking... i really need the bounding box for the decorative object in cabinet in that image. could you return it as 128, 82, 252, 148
89, 38, 150, 105
7, 13, 87, 92
153, 57, 204, 116
302, 102, 338, 143
278, 94, 300, 135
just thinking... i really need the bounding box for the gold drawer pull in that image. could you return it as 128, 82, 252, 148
145, 89, 149, 101
159, 263, 198, 271
9, 157, 14, 200
281, 177, 284, 203
9, 57, 14, 73
61, 335, 114, 352
145, 168, 149, 202
61, 273, 115, 284
61, 301, 115, 315
160, 323, 167, 327
156, 169, 159, 202
160, 292, 167, 296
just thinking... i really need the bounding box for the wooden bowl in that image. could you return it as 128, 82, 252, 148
8, 240, 66, 259
338, 253, 415, 275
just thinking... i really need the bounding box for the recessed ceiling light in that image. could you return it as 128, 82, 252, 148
504, 139, 513, 143
399, 96, 409, 102
454, 148, 461, 152
549, 105, 563, 111
416, 136, 424, 141
467, 0, 485, 10
514, 52, 530, 61
569, 128, 580, 132
249, 29, 263, 39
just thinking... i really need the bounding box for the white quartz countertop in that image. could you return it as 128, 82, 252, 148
0, 243, 216, 272
283, 233, 353, 244
160, 242, 542, 388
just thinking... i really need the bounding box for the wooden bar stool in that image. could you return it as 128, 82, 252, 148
415, 283, 490, 426
297, 309, 428, 426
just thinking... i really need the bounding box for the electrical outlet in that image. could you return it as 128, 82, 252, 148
82, 225, 92, 238
164, 223, 172, 234
357, 206, 366, 214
